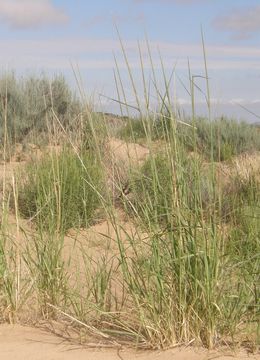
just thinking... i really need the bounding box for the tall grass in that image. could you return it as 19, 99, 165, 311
0, 41, 259, 352
107, 36, 260, 349
23, 231, 69, 318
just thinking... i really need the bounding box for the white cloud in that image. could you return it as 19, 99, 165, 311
0, 37, 260, 71
229, 98, 247, 104
0, 0, 68, 29
251, 99, 260, 104
176, 98, 191, 105
229, 98, 260, 106
213, 6, 260, 40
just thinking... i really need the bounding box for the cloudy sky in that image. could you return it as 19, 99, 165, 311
1, 0, 260, 121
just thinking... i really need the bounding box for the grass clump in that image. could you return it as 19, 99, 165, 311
127, 148, 218, 227
23, 232, 69, 318
17, 149, 103, 232
128, 152, 173, 226
117, 148, 260, 348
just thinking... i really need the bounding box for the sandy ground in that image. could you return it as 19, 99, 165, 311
108, 138, 149, 165
0, 325, 259, 360
1, 143, 260, 360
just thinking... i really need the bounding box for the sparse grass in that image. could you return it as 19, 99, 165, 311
0, 230, 20, 323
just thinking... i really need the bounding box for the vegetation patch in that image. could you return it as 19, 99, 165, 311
17, 149, 103, 232
119, 116, 260, 161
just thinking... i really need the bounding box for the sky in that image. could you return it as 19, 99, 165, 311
0, 0, 260, 121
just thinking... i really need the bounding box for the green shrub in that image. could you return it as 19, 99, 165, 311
119, 116, 260, 162
119, 117, 147, 141
118, 114, 173, 142
178, 117, 260, 161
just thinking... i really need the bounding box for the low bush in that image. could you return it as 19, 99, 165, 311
118, 116, 260, 161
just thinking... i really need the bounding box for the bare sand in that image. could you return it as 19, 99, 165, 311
0, 325, 259, 360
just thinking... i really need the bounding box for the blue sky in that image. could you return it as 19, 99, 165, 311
1, 0, 260, 121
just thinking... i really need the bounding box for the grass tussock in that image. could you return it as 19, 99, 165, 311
16, 148, 103, 233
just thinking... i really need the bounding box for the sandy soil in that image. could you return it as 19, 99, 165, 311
0, 325, 259, 360
0, 161, 24, 183
108, 138, 149, 166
